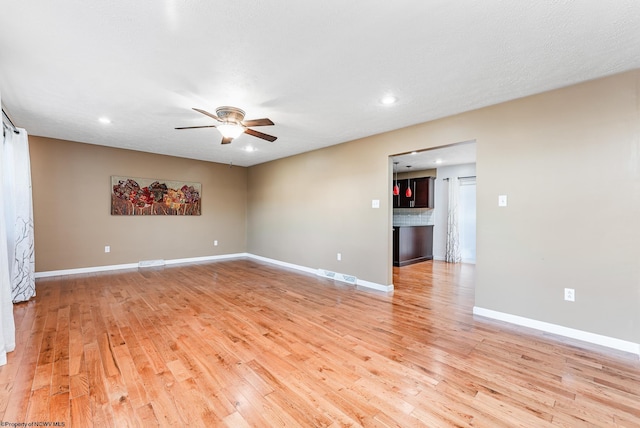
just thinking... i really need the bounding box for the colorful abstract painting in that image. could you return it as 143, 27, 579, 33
111, 176, 201, 215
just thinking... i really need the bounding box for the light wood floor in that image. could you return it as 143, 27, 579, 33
1, 259, 639, 427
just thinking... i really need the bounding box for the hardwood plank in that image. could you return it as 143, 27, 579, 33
49, 391, 70, 425
133, 402, 159, 428
171, 377, 224, 426
31, 361, 53, 391
70, 393, 92, 427
222, 411, 252, 428
69, 372, 89, 398
51, 307, 69, 395
0, 359, 36, 422
282, 373, 366, 426
69, 303, 85, 376
1, 259, 638, 426
220, 382, 275, 427
143, 370, 189, 426
25, 386, 50, 422
111, 344, 148, 409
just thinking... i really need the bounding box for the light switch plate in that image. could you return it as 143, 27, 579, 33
498, 195, 508, 207
372, 199, 380, 208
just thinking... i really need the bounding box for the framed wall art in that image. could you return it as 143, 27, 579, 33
111, 176, 201, 216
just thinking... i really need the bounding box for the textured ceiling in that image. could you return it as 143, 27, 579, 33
1, 1, 639, 167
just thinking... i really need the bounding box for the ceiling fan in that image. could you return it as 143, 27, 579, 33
175, 106, 277, 144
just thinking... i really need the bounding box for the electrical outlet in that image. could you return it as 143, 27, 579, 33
104, 245, 110, 253
564, 288, 575, 302
337, 253, 342, 261
214, 240, 218, 246
498, 195, 508, 207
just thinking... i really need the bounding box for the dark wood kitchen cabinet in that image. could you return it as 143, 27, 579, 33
393, 177, 435, 209
393, 225, 434, 266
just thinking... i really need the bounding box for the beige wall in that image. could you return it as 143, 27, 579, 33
30, 137, 247, 271
248, 70, 640, 344
475, 71, 640, 343
247, 138, 394, 285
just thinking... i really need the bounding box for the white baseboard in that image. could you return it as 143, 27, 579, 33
35, 262, 140, 278
356, 278, 394, 292
246, 254, 393, 292
473, 306, 640, 357
245, 254, 317, 275
165, 253, 246, 266
35, 253, 392, 293
34, 253, 247, 278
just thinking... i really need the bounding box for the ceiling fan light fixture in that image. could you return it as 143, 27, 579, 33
217, 123, 245, 139
176, 106, 277, 144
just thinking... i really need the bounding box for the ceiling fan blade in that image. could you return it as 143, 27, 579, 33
175, 125, 218, 130
193, 108, 221, 121
242, 118, 274, 127
245, 128, 277, 142
221, 136, 233, 145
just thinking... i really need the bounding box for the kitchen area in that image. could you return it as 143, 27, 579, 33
392, 165, 436, 266
392, 141, 477, 268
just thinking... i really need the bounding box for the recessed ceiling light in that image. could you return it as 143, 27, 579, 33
98, 117, 111, 124
435, 159, 443, 164
381, 95, 397, 105
244, 146, 256, 152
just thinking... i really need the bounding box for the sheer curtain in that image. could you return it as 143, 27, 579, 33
3, 123, 35, 302
0, 175, 15, 365
458, 177, 477, 263
445, 177, 462, 263
1, 98, 35, 365
0, 124, 16, 365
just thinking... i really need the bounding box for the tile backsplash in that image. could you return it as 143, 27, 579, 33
393, 208, 435, 226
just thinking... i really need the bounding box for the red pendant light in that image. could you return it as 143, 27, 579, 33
405, 166, 412, 197
393, 162, 400, 195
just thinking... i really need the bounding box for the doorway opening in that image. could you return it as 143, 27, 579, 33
390, 141, 476, 277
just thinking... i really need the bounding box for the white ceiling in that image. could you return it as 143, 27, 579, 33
1, 2, 639, 167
